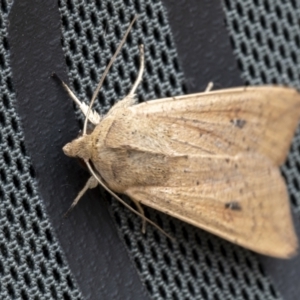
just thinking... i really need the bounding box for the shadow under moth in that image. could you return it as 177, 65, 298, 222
59, 18, 300, 259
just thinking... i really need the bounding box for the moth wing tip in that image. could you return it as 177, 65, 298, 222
286, 240, 299, 259
274, 235, 299, 259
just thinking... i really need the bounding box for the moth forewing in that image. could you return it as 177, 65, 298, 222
127, 86, 300, 165
125, 154, 297, 258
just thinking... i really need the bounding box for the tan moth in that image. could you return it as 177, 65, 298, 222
59, 18, 300, 258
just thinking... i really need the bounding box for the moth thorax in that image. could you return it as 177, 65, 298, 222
63, 135, 92, 161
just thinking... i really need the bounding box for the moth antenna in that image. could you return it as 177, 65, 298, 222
64, 176, 98, 218
52, 73, 101, 125
85, 160, 174, 241
128, 44, 145, 96
205, 81, 214, 92
83, 15, 139, 135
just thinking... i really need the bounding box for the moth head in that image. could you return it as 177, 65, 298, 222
63, 135, 92, 161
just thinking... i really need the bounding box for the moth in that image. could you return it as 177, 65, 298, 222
60, 19, 300, 258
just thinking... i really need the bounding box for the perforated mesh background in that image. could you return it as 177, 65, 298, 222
58, 0, 184, 121
222, 0, 300, 216
0, 1, 82, 299
57, 1, 286, 300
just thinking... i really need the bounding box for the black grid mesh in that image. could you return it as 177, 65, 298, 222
58, 0, 184, 122
0, 1, 82, 299
58, 1, 285, 300
222, 0, 300, 215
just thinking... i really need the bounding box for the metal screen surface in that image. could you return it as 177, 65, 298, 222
0, 1, 82, 299
0, 0, 299, 299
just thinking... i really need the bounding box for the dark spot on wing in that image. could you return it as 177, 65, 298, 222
230, 119, 246, 128
225, 201, 242, 211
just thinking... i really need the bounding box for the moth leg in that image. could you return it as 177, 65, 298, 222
128, 44, 145, 97
109, 44, 145, 113
131, 198, 146, 234
52, 73, 101, 125
64, 176, 98, 217
204, 81, 214, 92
